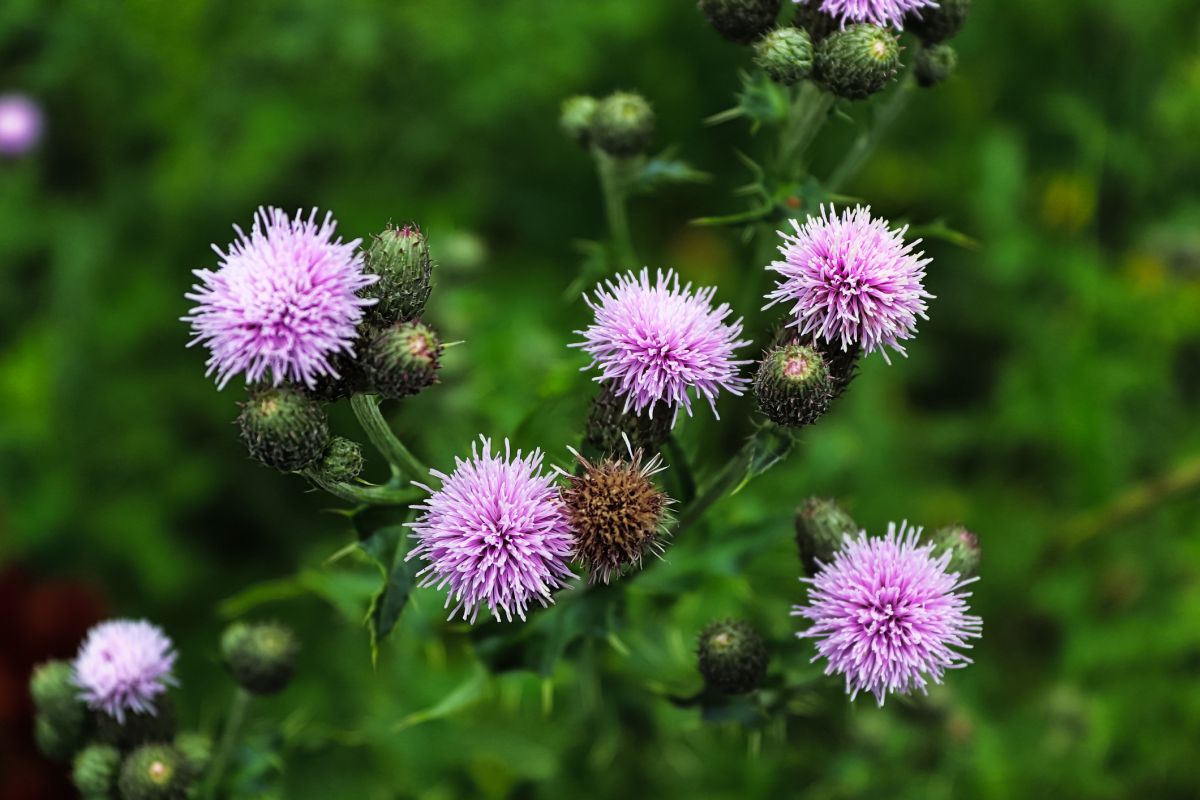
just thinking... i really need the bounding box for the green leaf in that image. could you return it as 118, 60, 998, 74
366, 554, 419, 665
392, 666, 488, 732
628, 149, 710, 195
731, 425, 797, 496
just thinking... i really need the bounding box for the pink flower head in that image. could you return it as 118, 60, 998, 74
407, 437, 576, 623
183, 207, 377, 389
0, 93, 43, 156
574, 268, 751, 420
766, 205, 932, 363
73, 619, 178, 722
793, 522, 982, 705
797, 0, 936, 30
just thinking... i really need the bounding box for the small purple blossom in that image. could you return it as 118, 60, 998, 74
766, 205, 932, 363
0, 93, 43, 157
73, 619, 178, 722
573, 268, 751, 420
407, 437, 576, 623
796, 0, 936, 30
793, 522, 982, 706
183, 207, 377, 389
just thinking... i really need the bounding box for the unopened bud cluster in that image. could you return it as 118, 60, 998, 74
562, 91, 656, 157
221, 620, 299, 695
698, 0, 781, 45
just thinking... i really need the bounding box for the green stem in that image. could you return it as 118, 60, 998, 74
665, 435, 697, 504
202, 688, 250, 800
776, 81, 835, 182
827, 72, 915, 193
672, 446, 753, 539
350, 394, 428, 482
594, 149, 638, 268
302, 470, 421, 506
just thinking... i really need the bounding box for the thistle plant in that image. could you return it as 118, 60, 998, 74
35, 0, 987, 787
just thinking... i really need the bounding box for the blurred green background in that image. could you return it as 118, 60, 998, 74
3, 0, 1200, 797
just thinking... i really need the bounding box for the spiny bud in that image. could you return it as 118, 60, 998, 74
795, 497, 858, 575
238, 385, 330, 472
221, 621, 298, 696
174, 732, 212, 782
906, 0, 970, 45
313, 436, 364, 484
753, 343, 834, 427
31, 660, 85, 729
35, 715, 79, 761
363, 224, 434, 325
562, 447, 672, 584
117, 744, 189, 800
698, 0, 781, 45
304, 349, 366, 403
928, 524, 981, 578
815, 24, 901, 101
754, 27, 814, 85
697, 619, 769, 694
362, 320, 442, 401
560, 95, 598, 147
793, 3, 839, 42
591, 92, 655, 157
72, 744, 121, 798
96, 696, 176, 750
585, 386, 672, 457
915, 43, 958, 88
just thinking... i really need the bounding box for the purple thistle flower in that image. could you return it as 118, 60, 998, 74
796, 0, 936, 30
766, 205, 932, 363
407, 437, 576, 623
0, 93, 44, 157
793, 522, 982, 706
183, 207, 377, 389
73, 619, 178, 722
573, 268, 752, 420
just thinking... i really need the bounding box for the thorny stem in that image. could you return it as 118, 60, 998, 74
672, 445, 754, 539
594, 149, 638, 269
827, 71, 916, 193
1064, 455, 1200, 548
350, 393, 428, 483
776, 81, 835, 183
202, 688, 251, 800
303, 469, 421, 506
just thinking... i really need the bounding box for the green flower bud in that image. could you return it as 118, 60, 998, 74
304, 349, 367, 403
795, 497, 858, 574
362, 320, 442, 401
363, 224, 435, 325
585, 385, 672, 457
313, 436, 365, 484
174, 732, 212, 782
928, 524, 981, 578
697, 619, 769, 694
753, 343, 834, 427
591, 92, 655, 157
815, 24, 901, 101
96, 696, 176, 750
906, 0, 970, 45
754, 27, 814, 85
221, 621, 298, 696
73, 744, 121, 798
698, 0, 781, 45
118, 745, 189, 800
793, 3, 839, 42
30, 660, 85, 732
560, 95, 598, 147
237, 384, 330, 472
914, 43, 958, 88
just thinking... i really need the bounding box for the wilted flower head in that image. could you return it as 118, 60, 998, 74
766, 205, 931, 362
793, 522, 981, 705
559, 439, 672, 584
183, 207, 377, 389
0, 93, 43, 156
407, 437, 576, 623
73, 620, 177, 722
574, 268, 751, 420
796, 0, 935, 29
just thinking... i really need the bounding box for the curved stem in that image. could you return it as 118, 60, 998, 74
303, 470, 421, 506
666, 435, 697, 504
594, 149, 638, 268
350, 394, 428, 482
827, 72, 915, 193
202, 688, 250, 800
777, 81, 835, 182
672, 447, 753, 539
